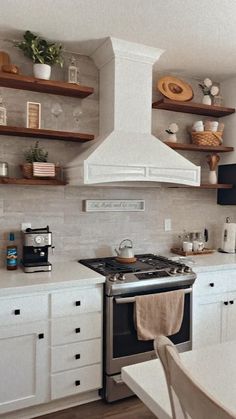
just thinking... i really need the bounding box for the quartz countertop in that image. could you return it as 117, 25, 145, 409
0, 261, 105, 296
168, 251, 236, 273
122, 340, 236, 419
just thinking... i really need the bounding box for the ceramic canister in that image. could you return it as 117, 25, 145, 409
0, 161, 8, 177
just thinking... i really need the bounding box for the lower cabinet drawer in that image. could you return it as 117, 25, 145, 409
193, 272, 228, 297
0, 294, 48, 325
51, 338, 102, 373
51, 364, 102, 400
51, 312, 102, 345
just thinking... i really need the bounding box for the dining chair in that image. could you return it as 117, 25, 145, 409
154, 335, 236, 419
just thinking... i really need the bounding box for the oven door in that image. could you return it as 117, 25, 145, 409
106, 285, 192, 375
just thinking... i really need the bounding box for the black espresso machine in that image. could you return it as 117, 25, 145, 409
22, 226, 52, 273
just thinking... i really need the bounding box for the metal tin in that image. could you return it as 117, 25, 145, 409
0, 162, 8, 177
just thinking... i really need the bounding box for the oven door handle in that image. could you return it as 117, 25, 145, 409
115, 287, 192, 304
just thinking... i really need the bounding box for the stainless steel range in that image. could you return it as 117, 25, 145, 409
79, 253, 196, 402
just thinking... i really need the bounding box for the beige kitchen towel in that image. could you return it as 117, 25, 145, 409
135, 290, 185, 341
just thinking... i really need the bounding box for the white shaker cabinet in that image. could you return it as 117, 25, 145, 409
50, 285, 103, 400
225, 292, 236, 342
192, 270, 236, 349
0, 282, 103, 418
0, 294, 49, 415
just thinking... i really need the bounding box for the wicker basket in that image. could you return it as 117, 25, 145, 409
20, 163, 61, 179
191, 131, 222, 146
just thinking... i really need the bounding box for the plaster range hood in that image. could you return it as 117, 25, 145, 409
66, 37, 200, 187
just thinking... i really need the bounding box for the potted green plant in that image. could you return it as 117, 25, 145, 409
21, 141, 49, 178
11, 30, 63, 80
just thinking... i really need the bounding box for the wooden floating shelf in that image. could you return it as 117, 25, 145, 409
0, 177, 67, 186
0, 125, 94, 143
196, 184, 233, 189
169, 183, 233, 189
164, 142, 234, 153
0, 72, 94, 98
152, 98, 235, 117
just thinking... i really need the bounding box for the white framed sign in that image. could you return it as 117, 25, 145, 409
27, 102, 41, 129
83, 199, 145, 212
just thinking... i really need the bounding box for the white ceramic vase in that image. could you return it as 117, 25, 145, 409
202, 94, 212, 105
167, 133, 177, 143
33, 64, 51, 80
208, 170, 217, 184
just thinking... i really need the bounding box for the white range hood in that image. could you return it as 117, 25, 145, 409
66, 37, 200, 186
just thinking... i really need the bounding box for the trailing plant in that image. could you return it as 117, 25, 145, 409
10, 30, 63, 67
24, 141, 48, 163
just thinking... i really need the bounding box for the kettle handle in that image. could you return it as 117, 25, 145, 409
119, 238, 133, 249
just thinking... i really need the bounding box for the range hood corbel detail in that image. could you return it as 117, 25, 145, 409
66, 37, 200, 187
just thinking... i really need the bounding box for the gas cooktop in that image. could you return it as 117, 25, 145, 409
79, 253, 196, 295
79, 254, 190, 275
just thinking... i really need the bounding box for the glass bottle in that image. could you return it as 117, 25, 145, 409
68, 56, 79, 84
6, 232, 17, 270
0, 95, 7, 126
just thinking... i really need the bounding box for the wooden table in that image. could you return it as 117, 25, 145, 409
122, 341, 236, 418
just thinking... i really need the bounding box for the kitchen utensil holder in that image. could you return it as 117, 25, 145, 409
191, 131, 222, 146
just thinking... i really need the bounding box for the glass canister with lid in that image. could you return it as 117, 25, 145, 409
0, 162, 8, 177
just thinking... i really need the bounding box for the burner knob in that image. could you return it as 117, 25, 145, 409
177, 266, 185, 274
184, 266, 192, 273
118, 274, 126, 281
170, 267, 178, 274
109, 274, 118, 282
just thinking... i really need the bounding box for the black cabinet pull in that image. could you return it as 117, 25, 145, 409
75, 380, 80, 386
14, 309, 21, 315
230, 300, 234, 305
209, 283, 214, 287
75, 327, 81, 333
224, 301, 229, 305
75, 354, 81, 360
75, 301, 81, 306
38, 333, 44, 339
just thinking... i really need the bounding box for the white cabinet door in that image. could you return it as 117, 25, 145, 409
0, 321, 49, 414
225, 292, 236, 342
192, 294, 228, 349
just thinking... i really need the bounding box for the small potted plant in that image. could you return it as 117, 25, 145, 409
11, 30, 63, 80
199, 78, 219, 105
20, 141, 60, 179
165, 122, 179, 143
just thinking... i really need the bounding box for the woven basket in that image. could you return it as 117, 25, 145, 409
20, 163, 61, 179
191, 131, 222, 146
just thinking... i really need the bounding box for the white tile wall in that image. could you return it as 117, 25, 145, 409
0, 40, 234, 266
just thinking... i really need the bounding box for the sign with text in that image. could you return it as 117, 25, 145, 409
27, 102, 41, 129
83, 199, 145, 212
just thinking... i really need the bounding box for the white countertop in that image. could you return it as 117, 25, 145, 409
168, 251, 236, 273
0, 261, 105, 296
122, 340, 236, 419
1, 251, 236, 296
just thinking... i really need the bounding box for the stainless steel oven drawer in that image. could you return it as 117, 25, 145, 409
105, 374, 134, 402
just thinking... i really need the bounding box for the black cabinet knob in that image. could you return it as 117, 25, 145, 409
209, 283, 215, 287
75, 301, 81, 306
14, 309, 21, 315
75, 380, 80, 386
75, 354, 81, 359
38, 333, 44, 339
230, 300, 234, 305
75, 327, 81, 333
224, 301, 229, 305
